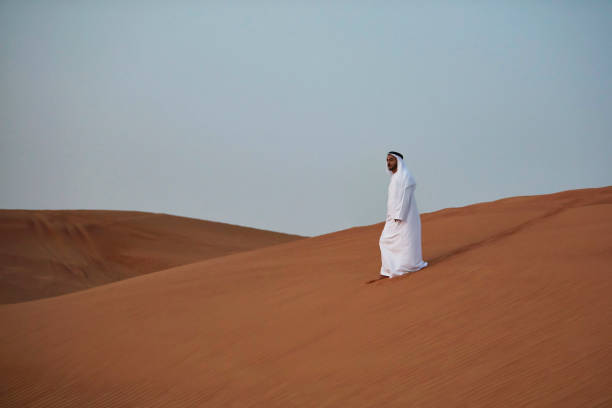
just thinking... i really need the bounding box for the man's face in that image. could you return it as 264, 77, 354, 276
387, 154, 397, 173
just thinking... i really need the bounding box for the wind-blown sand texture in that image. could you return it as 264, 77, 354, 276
1, 187, 611, 407
0, 210, 303, 304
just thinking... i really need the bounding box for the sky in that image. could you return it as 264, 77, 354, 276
1, 1, 611, 236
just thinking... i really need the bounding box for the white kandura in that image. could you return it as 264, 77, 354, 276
379, 153, 428, 278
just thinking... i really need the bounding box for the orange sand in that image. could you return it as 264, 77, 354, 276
0, 210, 302, 304
1, 187, 611, 407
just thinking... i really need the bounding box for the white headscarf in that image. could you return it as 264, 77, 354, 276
387, 153, 416, 188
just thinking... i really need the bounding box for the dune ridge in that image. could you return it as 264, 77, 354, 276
0, 186, 611, 407
0, 210, 303, 304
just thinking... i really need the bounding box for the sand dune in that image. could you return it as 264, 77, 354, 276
1, 187, 611, 407
0, 210, 303, 304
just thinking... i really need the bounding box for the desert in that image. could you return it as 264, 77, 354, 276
1, 186, 610, 407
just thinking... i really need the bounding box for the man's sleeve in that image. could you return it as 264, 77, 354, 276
397, 185, 413, 221
388, 181, 408, 221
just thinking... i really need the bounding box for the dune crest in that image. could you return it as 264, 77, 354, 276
0, 210, 303, 304
0, 187, 611, 407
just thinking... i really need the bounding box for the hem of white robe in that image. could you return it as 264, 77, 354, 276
380, 261, 428, 278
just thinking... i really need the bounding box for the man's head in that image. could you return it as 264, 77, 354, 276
387, 151, 403, 173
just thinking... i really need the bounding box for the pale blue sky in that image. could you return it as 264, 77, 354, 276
1, 1, 611, 236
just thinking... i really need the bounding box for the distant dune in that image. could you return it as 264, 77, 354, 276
0, 210, 303, 304
1, 187, 610, 407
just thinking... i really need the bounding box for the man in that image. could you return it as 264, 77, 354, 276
379, 151, 428, 278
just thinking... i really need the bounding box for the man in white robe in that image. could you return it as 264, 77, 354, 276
379, 151, 428, 278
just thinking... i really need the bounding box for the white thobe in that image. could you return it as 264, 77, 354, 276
379, 157, 428, 277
